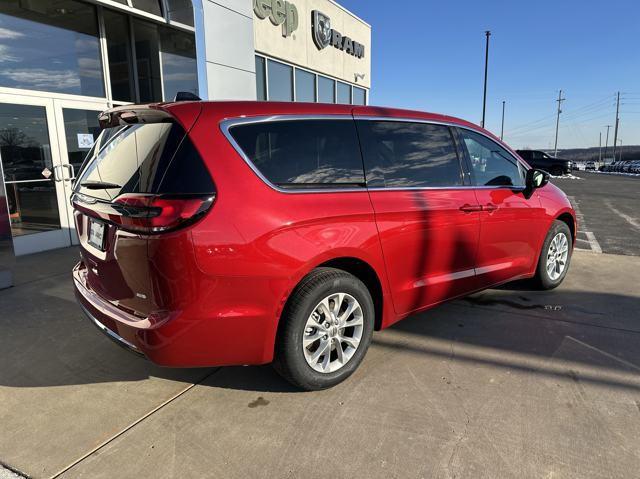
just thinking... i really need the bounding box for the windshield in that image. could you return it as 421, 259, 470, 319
74, 122, 214, 201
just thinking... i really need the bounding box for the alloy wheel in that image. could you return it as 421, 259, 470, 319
546, 232, 569, 281
302, 292, 364, 373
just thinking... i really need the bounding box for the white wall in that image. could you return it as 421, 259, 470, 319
253, 0, 371, 88
193, 0, 257, 100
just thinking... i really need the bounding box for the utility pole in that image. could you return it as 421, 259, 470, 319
553, 89, 566, 157
604, 124, 611, 160
481, 30, 491, 128
612, 91, 620, 161
500, 100, 505, 140
598, 132, 602, 163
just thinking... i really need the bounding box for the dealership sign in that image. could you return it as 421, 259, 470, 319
254, 0, 299, 37
312, 10, 365, 59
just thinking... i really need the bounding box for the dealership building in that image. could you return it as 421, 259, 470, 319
0, 0, 371, 286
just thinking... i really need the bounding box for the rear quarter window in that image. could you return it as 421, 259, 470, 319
228, 119, 365, 189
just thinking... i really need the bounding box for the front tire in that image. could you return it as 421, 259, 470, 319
274, 268, 374, 391
532, 220, 572, 290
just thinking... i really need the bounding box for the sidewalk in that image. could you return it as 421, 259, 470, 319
1, 248, 639, 478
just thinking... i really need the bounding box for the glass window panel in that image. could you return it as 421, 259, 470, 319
6, 182, 61, 237
1, 104, 54, 182
459, 128, 525, 187
160, 28, 197, 101
61, 109, 101, 173
267, 60, 293, 102
0, 103, 61, 237
337, 82, 351, 104
295, 69, 316, 102
104, 9, 135, 102
133, 20, 162, 102
255, 57, 266, 101
353, 87, 366, 105
0, 0, 104, 97
318, 76, 335, 103
230, 120, 365, 188
357, 121, 463, 188
131, 0, 162, 16
166, 0, 194, 26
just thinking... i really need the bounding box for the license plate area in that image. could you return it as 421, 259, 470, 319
88, 218, 106, 251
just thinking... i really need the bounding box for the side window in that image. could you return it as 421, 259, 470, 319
228, 119, 365, 188
459, 129, 525, 187
356, 121, 463, 188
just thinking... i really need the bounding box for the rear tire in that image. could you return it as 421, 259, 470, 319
551, 166, 564, 176
532, 220, 572, 290
273, 267, 374, 391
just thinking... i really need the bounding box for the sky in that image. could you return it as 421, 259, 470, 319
338, 0, 640, 150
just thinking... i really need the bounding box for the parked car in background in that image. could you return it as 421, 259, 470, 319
585, 161, 596, 171
628, 161, 640, 173
516, 150, 572, 176
72, 101, 577, 390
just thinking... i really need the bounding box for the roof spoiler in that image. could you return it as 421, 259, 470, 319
174, 91, 201, 102
98, 105, 173, 129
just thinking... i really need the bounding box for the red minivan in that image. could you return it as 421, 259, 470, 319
72, 101, 576, 390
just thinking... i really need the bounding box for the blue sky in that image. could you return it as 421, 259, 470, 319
339, 0, 640, 150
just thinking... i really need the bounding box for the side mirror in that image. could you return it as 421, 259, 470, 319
523, 168, 549, 198
526, 168, 549, 189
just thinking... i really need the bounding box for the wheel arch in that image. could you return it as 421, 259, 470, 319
556, 211, 576, 243
277, 256, 385, 337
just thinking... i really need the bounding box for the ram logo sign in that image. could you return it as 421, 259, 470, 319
254, 0, 299, 38
312, 10, 365, 59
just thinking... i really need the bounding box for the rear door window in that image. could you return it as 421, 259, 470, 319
356, 120, 463, 188
228, 119, 365, 189
458, 128, 526, 187
75, 122, 214, 201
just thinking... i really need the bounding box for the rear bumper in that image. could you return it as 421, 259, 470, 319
72, 261, 279, 367
79, 302, 144, 357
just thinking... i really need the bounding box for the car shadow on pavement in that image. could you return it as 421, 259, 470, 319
1, 271, 639, 394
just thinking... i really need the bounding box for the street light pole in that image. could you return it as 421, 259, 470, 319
481, 30, 491, 128
612, 91, 620, 161
598, 132, 602, 163
500, 100, 505, 140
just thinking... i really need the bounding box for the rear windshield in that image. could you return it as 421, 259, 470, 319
74, 122, 214, 201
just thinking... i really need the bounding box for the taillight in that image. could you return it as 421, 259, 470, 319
111, 193, 215, 233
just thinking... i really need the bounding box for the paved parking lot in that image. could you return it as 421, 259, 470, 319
554, 172, 640, 256
1, 173, 639, 479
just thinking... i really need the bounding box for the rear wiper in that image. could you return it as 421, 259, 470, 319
80, 180, 122, 189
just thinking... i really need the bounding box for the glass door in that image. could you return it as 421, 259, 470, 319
0, 94, 70, 255
52, 99, 108, 245
0, 94, 108, 254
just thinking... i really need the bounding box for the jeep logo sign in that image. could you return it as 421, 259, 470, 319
312, 10, 365, 59
254, 0, 299, 38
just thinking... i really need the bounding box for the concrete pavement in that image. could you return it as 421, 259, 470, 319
1, 247, 639, 478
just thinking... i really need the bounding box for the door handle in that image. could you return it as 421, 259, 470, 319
459, 204, 483, 213
63, 164, 75, 182
484, 203, 498, 213
53, 165, 64, 182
